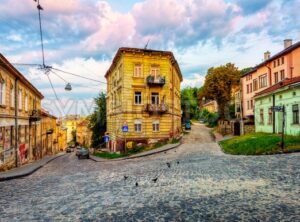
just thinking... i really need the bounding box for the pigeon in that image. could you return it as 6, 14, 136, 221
124, 176, 128, 180
164, 151, 167, 154
135, 182, 139, 187
167, 162, 171, 168
152, 178, 158, 183
177, 161, 179, 164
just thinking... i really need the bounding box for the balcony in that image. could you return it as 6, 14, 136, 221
46, 128, 54, 134
144, 103, 168, 114
29, 109, 41, 122
146, 75, 165, 87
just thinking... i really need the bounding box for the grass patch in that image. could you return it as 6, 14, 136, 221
220, 133, 300, 155
94, 152, 127, 159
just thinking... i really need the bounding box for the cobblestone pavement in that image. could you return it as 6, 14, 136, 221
0, 123, 299, 221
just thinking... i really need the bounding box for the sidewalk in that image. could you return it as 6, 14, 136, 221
213, 131, 235, 142
90, 143, 181, 162
0, 153, 65, 181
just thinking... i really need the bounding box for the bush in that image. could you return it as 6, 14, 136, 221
200, 109, 219, 127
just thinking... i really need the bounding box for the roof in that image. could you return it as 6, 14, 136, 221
105, 47, 183, 81
242, 41, 300, 77
41, 108, 57, 119
255, 76, 300, 97
0, 53, 44, 99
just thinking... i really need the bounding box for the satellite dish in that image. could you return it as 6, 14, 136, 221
65, 83, 72, 91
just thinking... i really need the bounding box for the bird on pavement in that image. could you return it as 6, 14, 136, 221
177, 161, 179, 164
167, 162, 171, 168
124, 176, 128, 180
152, 178, 158, 183
135, 182, 139, 187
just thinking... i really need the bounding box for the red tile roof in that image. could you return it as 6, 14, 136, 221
242, 41, 300, 77
255, 76, 300, 97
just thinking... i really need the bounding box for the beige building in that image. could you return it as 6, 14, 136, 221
106, 47, 182, 151
0, 53, 44, 170
76, 118, 92, 148
61, 115, 80, 143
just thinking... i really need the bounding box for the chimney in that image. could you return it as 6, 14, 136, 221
284, 39, 293, 49
264, 51, 271, 61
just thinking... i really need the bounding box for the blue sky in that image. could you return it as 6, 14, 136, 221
0, 0, 299, 116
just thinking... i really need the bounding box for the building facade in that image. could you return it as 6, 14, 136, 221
254, 77, 300, 136
0, 53, 44, 170
106, 48, 182, 151
202, 100, 218, 113
41, 109, 59, 156
241, 39, 300, 119
76, 118, 92, 148
61, 115, 80, 143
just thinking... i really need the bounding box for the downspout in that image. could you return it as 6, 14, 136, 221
14, 78, 19, 167
172, 65, 175, 138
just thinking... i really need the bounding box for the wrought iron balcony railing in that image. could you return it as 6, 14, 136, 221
146, 75, 165, 86
144, 103, 168, 114
29, 109, 41, 122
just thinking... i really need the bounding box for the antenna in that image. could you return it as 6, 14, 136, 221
144, 39, 150, 49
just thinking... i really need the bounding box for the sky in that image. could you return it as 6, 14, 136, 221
0, 0, 300, 116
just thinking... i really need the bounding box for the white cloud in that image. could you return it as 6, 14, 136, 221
182, 73, 205, 88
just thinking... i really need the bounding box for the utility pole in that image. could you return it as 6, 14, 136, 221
34, 0, 45, 67
281, 106, 285, 150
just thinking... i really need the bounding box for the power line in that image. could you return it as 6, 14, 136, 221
46, 72, 65, 115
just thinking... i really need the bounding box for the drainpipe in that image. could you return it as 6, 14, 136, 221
14, 78, 19, 167
272, 94, 275, 134
172, 65, 175, 138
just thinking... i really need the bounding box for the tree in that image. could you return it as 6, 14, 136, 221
181, 87, 202, 121
203, 63, 240, 119
240, 67, 253, 76
89, 92, 107, 147
71, 129, 77, 143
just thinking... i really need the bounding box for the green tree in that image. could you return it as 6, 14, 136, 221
181, 87, 202, 121
203, 63, 240, 119
89, 92, 107, 147
240, 67, 253, 76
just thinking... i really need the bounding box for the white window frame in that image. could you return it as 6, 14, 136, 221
10, 85, 14, 108
151, 66, 160, 79
18, 89, 22, 110
134, 64, 142, 77
0, 80, 6, 105
151, 92, 159, 105
134, 92, 142, 105
25, 94, 28, 112
134, 119, 142, 132
152, 120, 160, 132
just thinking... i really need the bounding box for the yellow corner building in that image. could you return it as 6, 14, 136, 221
105, 48, 182, 151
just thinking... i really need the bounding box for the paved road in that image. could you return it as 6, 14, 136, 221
0, 123, 299, 221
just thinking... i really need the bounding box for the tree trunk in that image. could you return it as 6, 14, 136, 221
217, 100, 230, 120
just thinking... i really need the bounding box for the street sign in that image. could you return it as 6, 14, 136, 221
271, 106, 284, 112
122, 122, 128, 133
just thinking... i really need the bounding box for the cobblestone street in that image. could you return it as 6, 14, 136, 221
0, 123, 299, 221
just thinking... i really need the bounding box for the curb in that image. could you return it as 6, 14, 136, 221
89, 143, 182, 162
0, 153, 66, 182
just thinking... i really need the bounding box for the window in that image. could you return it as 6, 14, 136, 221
292, 104, 299, 124
134, 92, 142, 104
151, 66, 160, 79
134, 119, 142, 132
10, 85, 14, 107
247, 84, 249, 94
151, 92, 159, 105
259, 74, 267, 88
134, 64, 142, 77
268, 108, 273, 125
0, 80, 6, 105
260, 109, 264, 124
25, 95, 28, 111
250, 83, 252, 93
247, 101, 250, 110
250, 100, 253, 109
280, 70, 285, 80
281, 57, 284, 65
253, 79, 258, 91
274, 72, 278, 83
277, 59, 280, 66
152, 120, 160, 132
273, 61, 276, 68
18, 89, 22, 110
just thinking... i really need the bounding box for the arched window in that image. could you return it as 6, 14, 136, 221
10, 84, 14, 107
0, 80, 6, 105
152, 120, 160, 132
134, 119, 142, 132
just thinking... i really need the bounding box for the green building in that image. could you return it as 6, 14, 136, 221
254, 77, 300, 136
